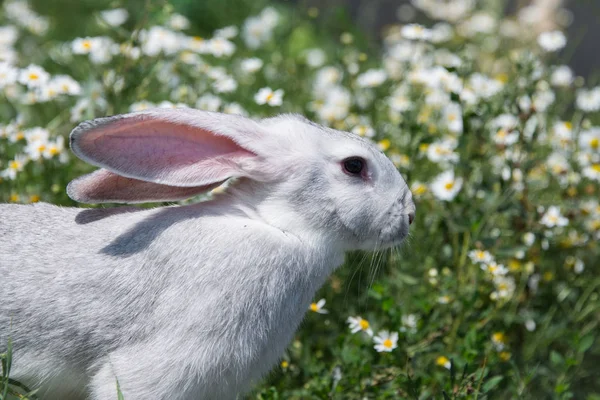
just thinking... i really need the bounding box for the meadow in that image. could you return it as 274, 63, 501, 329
1, 0, 599, 398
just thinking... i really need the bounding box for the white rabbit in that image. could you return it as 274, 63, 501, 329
0, 108, 415, 400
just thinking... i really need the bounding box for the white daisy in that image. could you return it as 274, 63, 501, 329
18, 64, 49, 89
168, 14, 190, 31
1, 154, 28, 180
400, 314, 418, 334
254, 87, 284, 106
576, 87, 600, 112
195, 94, 222, 112
481, 261, 508, 277
99, 8, 128, 27
347, 316, 373, 336
0, 62, 18, 88
430, 170, 463, 201
579, 128, 600, 153
551, 66, 574, 87
356, 69, 387, 88
401, 24, 432, 41
540, 206, 568, 228
537, 31, 567, 52
582, 164, 600, 182
373, 330, 398, 352
309, 298, 328, 314
240, 58, 263, 74
468, 250, 493, 264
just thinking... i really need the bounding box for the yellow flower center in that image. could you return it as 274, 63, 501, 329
444, 181, 455, 190
564, 121, 573, 130
497, 129, 507, 138
280, 360, 289, 368
16, 132, 24, 140
310, 303, 318, 312
592, 164, 600, 172
359, 319, 369, 330
29, 194, 40, 203
495, 73, 509, 83
414, 185, 427, 195
265, 93, 274, 102
82, 40, 92, 50
492, 332, 505, 343
28, 73, 39, 81
10, 194, 19, 202
378, 139, 391, 151
590, 138, 599, 149
383, 339, 393, 348
448, 114, 457, 121
436, 356, 449, 366
49, 147, 59, 155
9, 161, 21, 170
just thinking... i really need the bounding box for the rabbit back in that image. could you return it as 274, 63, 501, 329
0, 201, 340, 399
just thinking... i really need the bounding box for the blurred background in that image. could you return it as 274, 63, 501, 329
29, 0, 600, 78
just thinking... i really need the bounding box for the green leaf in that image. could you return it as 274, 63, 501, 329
579, 335, 595, 354
482, 376, 504, 392
550, 351, 564, 366
116, 378, 125, 400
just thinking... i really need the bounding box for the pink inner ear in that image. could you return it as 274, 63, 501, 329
67, 169, 224, 204
73, 118, 255, 187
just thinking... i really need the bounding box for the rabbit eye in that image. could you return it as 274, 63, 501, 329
343, 157, 365, 175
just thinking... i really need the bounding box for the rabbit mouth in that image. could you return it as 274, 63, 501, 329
377, 212, 412, 248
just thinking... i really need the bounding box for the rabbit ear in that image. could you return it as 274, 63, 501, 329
69, 108, 265, 189
67, 169, 224, 204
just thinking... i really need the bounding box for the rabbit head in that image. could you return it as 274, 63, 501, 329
68, 108, 415, 252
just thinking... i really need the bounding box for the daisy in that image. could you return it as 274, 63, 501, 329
491, 332, 507, 351
309, 298, 328, 314
99, 8, 128, 27
576, 87, 600, 112
0, 62, 18, 88
436, 356, 451, 369
196, 94, 222, 112
356, 69, 387, 88
18, 64, 49, 89
410, 181, 427, 197
208, 37, 236, 57
551, 66, 574, 87
373, 330, 398, 352
537, 31, 566, 52
579, 128, 600, 153
168, 14, 190, 31
582, 164, 600, 182
400, 314, 418, 333
430, 170, 463, 201
1, 154, 28, 180
540, 206, 568, 227
346, 316, 373, 336
491, 276, 516, 300
401, 24, 432, 41
240, 58, 263, 74
443, 102, 463, 134
254, 87, 284, 106
468, 249, 493, 264
523, 232, 535, 246
481, 261, 508, 277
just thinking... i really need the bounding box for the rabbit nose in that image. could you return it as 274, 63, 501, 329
408, 211, 415, 225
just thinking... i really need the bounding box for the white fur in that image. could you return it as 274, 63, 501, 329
0, 110, 415, 399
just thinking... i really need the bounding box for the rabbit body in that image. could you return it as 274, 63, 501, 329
1, 197, 341, 399
0, 109, 414, 399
